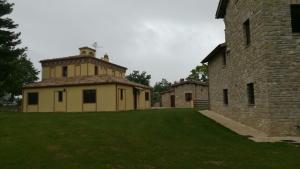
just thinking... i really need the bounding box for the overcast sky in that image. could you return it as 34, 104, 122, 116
10, 0, 224, 85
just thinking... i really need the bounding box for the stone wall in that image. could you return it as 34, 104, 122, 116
161, 91, 174, 108
263, 0, 300, 136
209, 0, 300, 136
161, 84, 208, 108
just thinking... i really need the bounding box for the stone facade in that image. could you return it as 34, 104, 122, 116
202, 0, 300, 136
161, 81, 208, 108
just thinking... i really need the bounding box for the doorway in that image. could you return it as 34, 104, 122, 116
54, 90, 67, 112
133, 88, 138, 110
170, 95, 175, 108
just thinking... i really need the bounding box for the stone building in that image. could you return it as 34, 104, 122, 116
202, 0, 300, 136
22, 47, 151, 112
161, 80, 208, 109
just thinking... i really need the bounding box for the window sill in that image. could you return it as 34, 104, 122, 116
292, 32, 300, 36
248, 104, 255, 107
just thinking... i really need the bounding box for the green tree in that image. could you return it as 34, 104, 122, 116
186, 64, 208, 82
0, 0, 39, 99
126, 70, 151, 86
152, 79, 172, 105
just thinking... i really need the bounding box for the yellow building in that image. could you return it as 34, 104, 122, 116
22, 47, 151, 112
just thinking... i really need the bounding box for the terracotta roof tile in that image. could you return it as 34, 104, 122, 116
23, 76, 151, 89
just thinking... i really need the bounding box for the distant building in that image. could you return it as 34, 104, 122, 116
22, 47, 151, 112
202, 0, 300, 136
161, 80, 208, 109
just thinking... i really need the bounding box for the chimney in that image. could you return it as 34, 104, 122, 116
102, 53, 109, 62
79, 47, 96, 57
180, 78, 185, 83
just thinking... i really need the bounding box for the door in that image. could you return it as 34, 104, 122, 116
54, 90, 67, 112
133, 88, 138, 110
170, 95, 175, 108
118, 89, 126, 111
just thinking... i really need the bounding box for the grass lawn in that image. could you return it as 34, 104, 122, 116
0, 109, 299, 169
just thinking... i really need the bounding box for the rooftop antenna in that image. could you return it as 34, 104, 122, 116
92, 42, 103, 55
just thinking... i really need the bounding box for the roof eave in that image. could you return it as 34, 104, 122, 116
215, 0, 229, 19
23, 81, 151, 90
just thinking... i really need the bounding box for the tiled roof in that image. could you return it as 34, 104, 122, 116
160, 81, 208, 94
40, 55, 127, 70
23, 76, 151, 89
172, 81, 208, 87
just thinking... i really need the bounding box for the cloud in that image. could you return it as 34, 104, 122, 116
10, 0, 225, 85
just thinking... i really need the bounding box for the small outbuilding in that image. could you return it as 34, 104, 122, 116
161, 80, 208, 109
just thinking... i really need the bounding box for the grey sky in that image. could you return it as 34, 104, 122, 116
10, 0, 224, 85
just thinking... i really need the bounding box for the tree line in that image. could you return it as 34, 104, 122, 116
0, 0, 38, 104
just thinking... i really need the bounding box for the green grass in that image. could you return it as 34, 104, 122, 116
0, 109, 299, 169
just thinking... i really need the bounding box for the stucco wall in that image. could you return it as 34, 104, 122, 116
23, 84, 150, 112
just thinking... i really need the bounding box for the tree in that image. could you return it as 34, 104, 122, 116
0, 0, 39, 99
186, 64, 208, 82
126, 71, 151, 86
152, 79, 172, 104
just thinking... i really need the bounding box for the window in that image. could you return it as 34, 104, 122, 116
247, 83, 255, 105
145, 92, 150, 101
58, 91, 63, 102
291, 5, 300, 33
95, 66, 98, 75
28, 93, 38, 105
62, 66, 68, 77
120, 89, 124, 100
223, 89, 229, 105
243, 19, 251, 45
83, 90, 96, 103
185, 93, 192, 102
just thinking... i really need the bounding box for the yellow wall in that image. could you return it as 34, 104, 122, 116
42, 63, 126, 79
138, 90, 151, 109
87, 63, 95, 76
80, 63, 88, 76
42, 67, 50, 80
107, 68, 113, 76
55, 66, 62, 78
68, 65, 75, 78
116, 85, 134, 111
50, 68, 55, 78
54, 90, 67, 112
23, 84, 150, 112
75, 65, 81, 76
